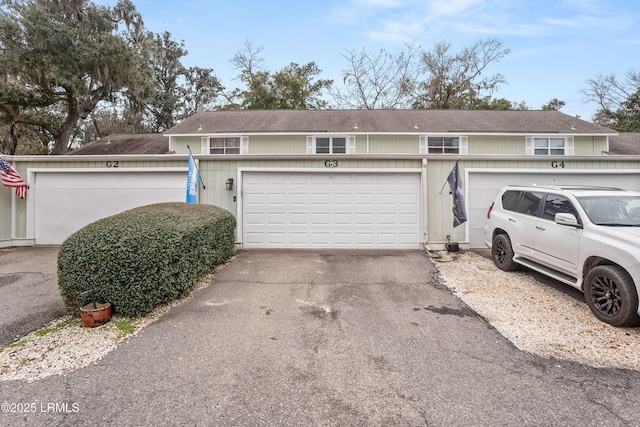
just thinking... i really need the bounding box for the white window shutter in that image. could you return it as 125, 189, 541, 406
419, 135, 427, 154
306, 136, 314, 154
240, 136, 249, 154
525, 137, 534, 155
347, 135, 356, 154
565, 136, 574, 155
459, 136, 468, 155
201, 137, 209, 154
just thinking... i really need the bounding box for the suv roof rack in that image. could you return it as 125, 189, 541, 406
506, 184, 625, 191
554, 185, 625, 191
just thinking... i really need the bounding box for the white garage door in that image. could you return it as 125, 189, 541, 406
467, 169, 640, 248
242, 171, 421, 249
32, 170, 186, 245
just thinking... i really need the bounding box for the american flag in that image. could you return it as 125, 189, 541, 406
0, 154, 28, 199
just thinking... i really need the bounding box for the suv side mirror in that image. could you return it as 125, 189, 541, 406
555, 213, 582, 228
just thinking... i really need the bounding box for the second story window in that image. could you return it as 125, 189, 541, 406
526, 136, 573, 156
534, 137, 565, 155
316, 137, 346, 154
420, 135, 467, 155
428, 136, 459, 154
307, 136, 354, 154
208, 137, 240, 154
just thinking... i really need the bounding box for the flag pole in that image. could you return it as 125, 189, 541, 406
186, 145, 206, 190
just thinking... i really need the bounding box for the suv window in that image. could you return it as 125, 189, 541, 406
542, 194, 579, 221
502, 190, 543, 216
501, 190, 522, 211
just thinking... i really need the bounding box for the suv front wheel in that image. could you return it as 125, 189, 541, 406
491, 234, 519, 271
584, 265, 640, 327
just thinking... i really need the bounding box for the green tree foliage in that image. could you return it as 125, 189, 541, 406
583, 70, 640, 130
0, 0, 146, 154
145, 31, 187, 132
608, 90, 640, 131
182, 66, 223, 117
541, 98, 566, 111
231, 41, 332, 110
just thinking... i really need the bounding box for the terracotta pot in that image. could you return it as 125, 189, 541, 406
80, 302, 112, 327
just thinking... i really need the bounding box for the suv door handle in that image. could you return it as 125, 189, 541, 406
536, 225, 545, 230
508, 218, 516, 222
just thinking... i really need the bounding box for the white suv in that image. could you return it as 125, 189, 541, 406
484, 185, 640, 326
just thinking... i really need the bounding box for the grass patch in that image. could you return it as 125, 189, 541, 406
114, 320, 136, 339
1, 339, 29, 351
33, 319, 81, 337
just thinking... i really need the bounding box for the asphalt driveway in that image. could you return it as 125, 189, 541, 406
2, 249, 640, 426
0, 247, 64, 346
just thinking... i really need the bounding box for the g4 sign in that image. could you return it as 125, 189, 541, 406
551, 160, 566, 168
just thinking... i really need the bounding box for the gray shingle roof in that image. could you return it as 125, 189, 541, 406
71, 134, 171, 155
608, 132, 640, 155
165, 110, 614, 135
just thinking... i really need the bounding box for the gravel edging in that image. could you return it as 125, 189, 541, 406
433, 251, 640, 371
0, 265, 225, 383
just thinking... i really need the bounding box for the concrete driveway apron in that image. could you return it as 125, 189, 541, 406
2, 250, 640, 426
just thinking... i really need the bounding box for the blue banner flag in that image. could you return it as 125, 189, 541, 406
186, 152, 199, 204
447, 160, 467, 227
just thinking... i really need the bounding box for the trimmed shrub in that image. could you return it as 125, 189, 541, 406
58, 202, 236, 316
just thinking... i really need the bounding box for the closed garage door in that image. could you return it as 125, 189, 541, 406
32, 170, 186, 245
467, 169, 640, 248
242, 171, 421, 249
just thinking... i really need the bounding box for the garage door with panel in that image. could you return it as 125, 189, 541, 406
467, 170, 640, 248
32, 170, 186, 245
242, 171, 421, 249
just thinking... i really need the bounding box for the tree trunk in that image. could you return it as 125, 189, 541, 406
8, 122, 19, 155
51, 112, 79, 154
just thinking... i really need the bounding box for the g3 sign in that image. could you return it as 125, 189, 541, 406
324, 160, 339, 168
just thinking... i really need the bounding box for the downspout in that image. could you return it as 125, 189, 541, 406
421, 158, 429, 251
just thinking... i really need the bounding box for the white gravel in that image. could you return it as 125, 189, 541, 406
433, 250, 640, 371
2, 252, 639, 383
0, 269, 220, 383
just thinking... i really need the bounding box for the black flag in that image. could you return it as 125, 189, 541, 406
447, 160, 467, 227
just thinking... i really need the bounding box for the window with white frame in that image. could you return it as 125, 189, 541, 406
427, 136, 460, 154
316, 137, 346, 154
534, 137, 565, 155
201, 136, 248, 154
307, 136, 355, 154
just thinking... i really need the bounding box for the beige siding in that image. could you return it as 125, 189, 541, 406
0, 190, 12, 241
468, 135, 525, 155
4, 154, 640, 248
170, 136, 202, 154
367, 135, 419, 154
425, 159, 466, 245
247, 135, 306, 154
573, 136, 608, 156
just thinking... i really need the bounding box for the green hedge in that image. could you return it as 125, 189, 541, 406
58, 202, 236, 316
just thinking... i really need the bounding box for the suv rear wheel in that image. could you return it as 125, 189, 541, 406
584, 265, 640, 327
491, 234, 519, 271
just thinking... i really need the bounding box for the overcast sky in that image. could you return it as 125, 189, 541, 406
96, 0, 640, 121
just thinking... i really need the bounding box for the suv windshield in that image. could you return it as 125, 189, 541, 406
578, 196, 640, 226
